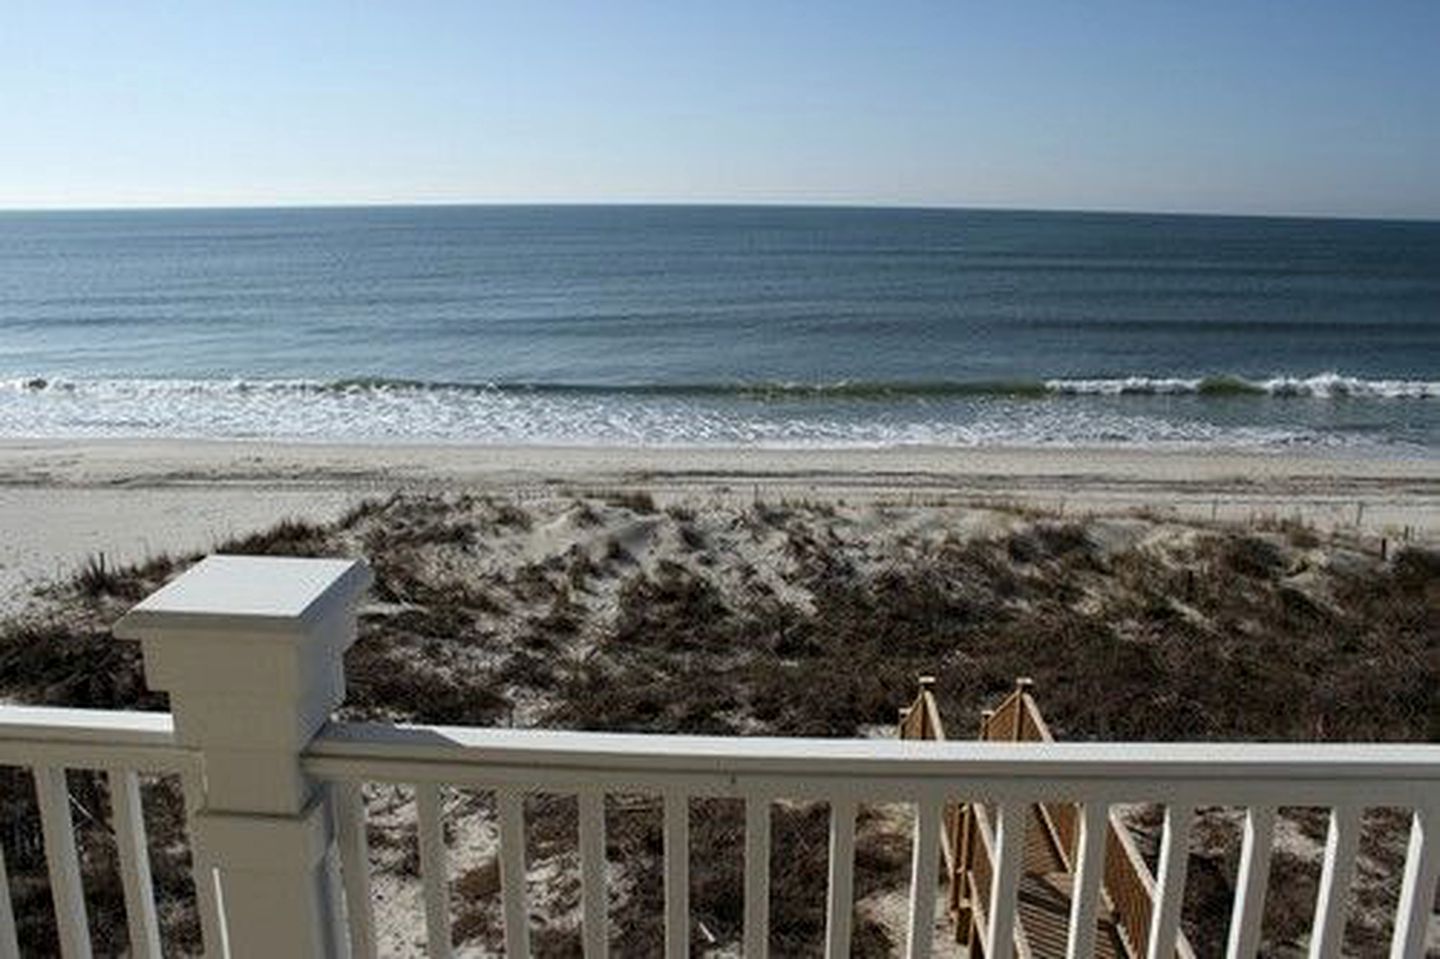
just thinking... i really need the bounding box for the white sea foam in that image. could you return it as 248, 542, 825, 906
0, 373, 1411, 450
1253, 373, 1439, 399
1044, 372, 1439, 398
1045, 377, 1208, 396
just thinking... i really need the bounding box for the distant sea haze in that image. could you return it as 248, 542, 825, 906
1, 205, 1436, 452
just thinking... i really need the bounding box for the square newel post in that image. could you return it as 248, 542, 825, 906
116, 555, 373, 959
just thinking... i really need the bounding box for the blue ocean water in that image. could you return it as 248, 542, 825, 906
0, 205, 1436, 450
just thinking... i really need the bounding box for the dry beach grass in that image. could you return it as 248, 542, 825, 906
0, 489, 1435, 956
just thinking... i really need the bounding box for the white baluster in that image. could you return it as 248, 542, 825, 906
1146, 805, 1192, 959
179, 766, 228, 959
664, 791, 690, 959
416, 784, 451, 959
1390, 805, 1440, 959
825, 797, 858, 959
497, 788, 530, 959
1225, 806, 1275, 959
0, 817, 20, 959
334, 781, 376, 959
578, 791, 608, 959
36, 766, 92, 959
906, 799, 942, 959
987, 801, 1025, 959
1309, 806, 1360, 959
1067, 801, 1109, 959
109, 770, 161, 959
744, 796, 771, 959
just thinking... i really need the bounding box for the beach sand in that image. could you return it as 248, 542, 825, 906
2, 437, 1437, 610
2, 439, 1436, 954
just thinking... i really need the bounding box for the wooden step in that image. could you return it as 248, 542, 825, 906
1015, 872, 1129, 959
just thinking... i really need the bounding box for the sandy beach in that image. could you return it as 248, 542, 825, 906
5, 445, 1434, 954
1, 437, 1436, 610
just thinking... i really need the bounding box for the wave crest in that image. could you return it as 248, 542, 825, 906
2, 371, 1430, 449
1044, 373, 1438, 399
5, 372, 1436, 401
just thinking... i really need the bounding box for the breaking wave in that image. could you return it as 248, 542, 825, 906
1, 370, 1435, 451
1044, 373, 1438, 399
5, 372, 1436, 401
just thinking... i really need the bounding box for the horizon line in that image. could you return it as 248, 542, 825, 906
1, 198, 1437, 226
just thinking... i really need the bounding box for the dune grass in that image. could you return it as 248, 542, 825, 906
0, 493, 1433, 955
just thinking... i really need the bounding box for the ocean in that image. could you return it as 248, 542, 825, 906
1, 205, 1436, 452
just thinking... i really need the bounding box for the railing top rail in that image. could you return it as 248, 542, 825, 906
307, 721, 1440, 803
0, 705, 175, 744
0, 705, 195, 773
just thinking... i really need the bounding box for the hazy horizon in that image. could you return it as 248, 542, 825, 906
2, 200, 1439, 226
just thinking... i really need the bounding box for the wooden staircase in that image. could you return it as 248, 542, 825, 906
898, 678, 1197, 959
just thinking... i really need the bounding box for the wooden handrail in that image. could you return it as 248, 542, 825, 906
1106, 808, 1158, 959
895, 676, 1200, 959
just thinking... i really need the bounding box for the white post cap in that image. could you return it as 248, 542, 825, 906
116, 555, 372, 641
115, 554, 373, 811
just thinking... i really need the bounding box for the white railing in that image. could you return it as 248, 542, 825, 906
0, 555, 1437, 958
307, 723, 1440, 959
0, 706, 213, 959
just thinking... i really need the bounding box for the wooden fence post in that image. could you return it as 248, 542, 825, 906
918, 675, 936, 738
1012, 678, 1033, 741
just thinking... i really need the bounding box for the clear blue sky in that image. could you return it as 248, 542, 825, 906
3, 1, 1438, 218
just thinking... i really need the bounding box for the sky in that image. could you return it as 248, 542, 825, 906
1, 1, 1438, 218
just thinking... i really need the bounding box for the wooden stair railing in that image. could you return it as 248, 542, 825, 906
897, 677, 1197, 959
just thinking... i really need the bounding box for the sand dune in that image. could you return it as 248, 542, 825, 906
1, 438, 1436, 611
